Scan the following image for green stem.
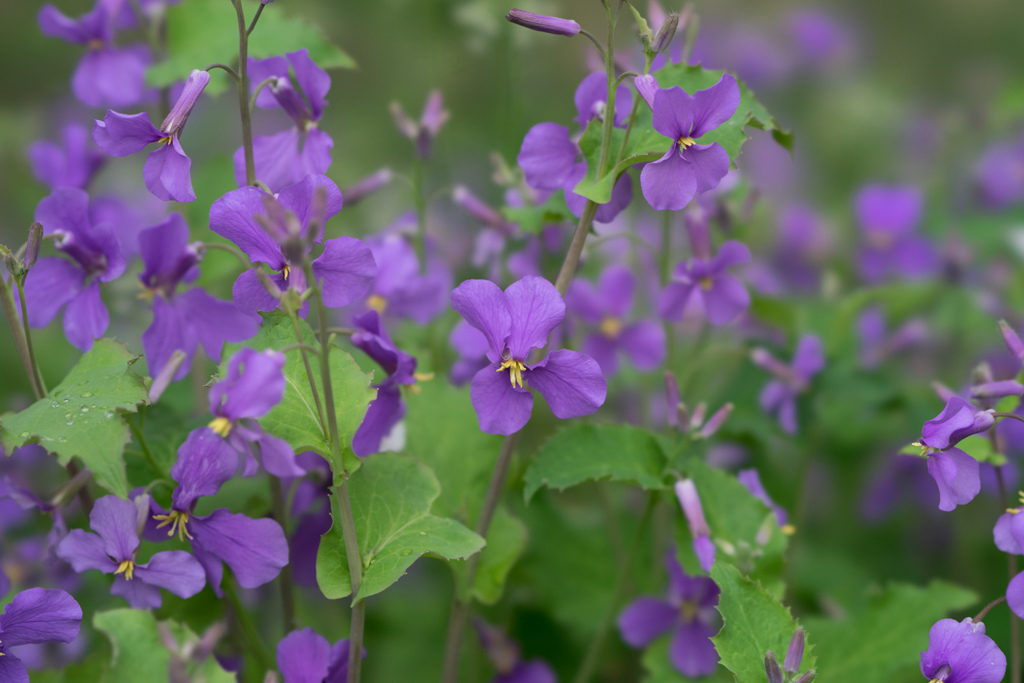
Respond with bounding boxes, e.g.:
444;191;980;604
231;0;255;186
16;275;46;396
128;413;166;478
660;211;675;367
246;2;265;35
223;577;273;673
0;275;43;399
269;475;297;632
412;155;428;274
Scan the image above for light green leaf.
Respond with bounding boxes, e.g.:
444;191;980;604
451;505;527;604
316;453;484;602
0;339;149;498
147;0;356;95
223;311;375;475
523;423;668;501
94;609;171;683
501;190;573;234
711;563;815;683
957;434;1007;465
803;581;977;683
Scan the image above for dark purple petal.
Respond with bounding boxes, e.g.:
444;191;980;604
210;186;283;266
190;509;289;589
138;213;192;288
618;597;678;647
658;280;696;322
652;87;694;141
23;258;83;328
505;276;565;359
681;142;731;195
326;638;357;683
89;495;140;562
702;273;750;325
641;146;697;211
920;617;1006;683
277;175;344;243
73;46;151;109
891;235;941;280
143;138;195;202
1010;574;1024;622
563;163;634;224
618;321;667;371
258;433;303;478
135;550;206;599
0;588;81;646
669;619;719;677
178;288;259;361
288;49;330;121
232;269;284;315
55;530;117;574
693;535;716;572
311;237;376;308
470;364;533;435
689;74;740;139
352;385;405;458
29;124;105;190
92;111;161;157
382;254;452;324
143;296;197;382
63;280;108;351
518;123;578;191
451;279;512;359
527;349;607;419
927;448;980;512
277;628;331;683
170;428;240;511
921;397;993;450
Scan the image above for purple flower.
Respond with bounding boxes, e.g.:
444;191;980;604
975;137;1024;209
574;72;632;128
751;335;824;434
450;276;607;435
362;233;451;324
235;50;333;191
56;495;205;609
93;69;211;202
566;265;666;376
919;618;1005;683
737;469;790;530
639;74;739;211
618;552;720;677
351;311;422;457
139;214;259;382
675;479;715;572
210;175;376;315
24;187;127;351
276;628;359;683
390;90;449;159
658;241;751;325
857;306;928;369
475;619;556;683
28;123;106;191
450;320;491;386
787;9;851;65
920;397;995;451
855;184;940;283
0;587;82;682
38;1;152;108
505;9;580;36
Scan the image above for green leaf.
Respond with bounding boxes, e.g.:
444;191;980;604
711;563;815;683
803;581;978;683
625;1;654;45
94;609;171;683
451;505;527;604
0;339;148;498
223;311;375;475
147;0;356;95
957;434;1007;465
316;453;484;601
501;190;573;234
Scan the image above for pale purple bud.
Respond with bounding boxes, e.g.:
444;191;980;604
699;403;733;439
24;222;43;271
972;380;1024;399
675;479;710;537
689;401;707;432
420;91;449;136
651;12;679;52
794;672;816;683
149;350;187;403
342;169;393;206
389;102;418;140
764;652;784;683
256;267;284;300
506;9;581;36
931;381;957;403
453;185;513;233
634;75;659;110
133;493;152;538
1001;320;1024;362
161;69;211;137
784;628;805;673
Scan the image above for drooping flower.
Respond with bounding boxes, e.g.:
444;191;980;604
235;50;333;191
618;552;720;677
23;187;127;351
751;335;824;434
637;74;739;212
28;123;106;191
855;184;940;283
56;494;205;609
210;175;376;315
361;232;451;324
920;397;995;451
0;587;82;682
276;628;360;683
919;618;1005;683
566;265;665;376
93;69;211;202
450;276;607;435
914;406;985;514
138;214;259;382
474;618;557;683
675;479;715;572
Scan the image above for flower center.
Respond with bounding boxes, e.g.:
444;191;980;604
699;276;714;291
678;136;696;148
158;135;174;147
599;316;623;338
367;294;388;313
866;231;895;250
115;559;135;581
680;599;699;623
929;664;951;682
209;416;233;437
497;358;527;389
153;510;193;542
87;38;105;50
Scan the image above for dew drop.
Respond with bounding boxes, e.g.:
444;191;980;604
400;548;413;556
51;402;59;408
62;398;69;404
104;412;114;419
65;420;74;426
19;432;29;438
82;392;93;398
80;407;89;413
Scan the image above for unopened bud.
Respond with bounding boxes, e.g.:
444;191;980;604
3;249;20;277
1000;320;1024;361
453;185;513;232
133;492;152;538
342;169;393;207
698;403;733;439
506;9;581;36
784;627;805;673
256;267;283;300
689;401;707;432
161;69;210;137
149;349;187;403
389;102;417;140
971;380;1024;399
25;223;42;271
794;671;816;683
764;651;784;683
634;74;659;109
651;12;679;52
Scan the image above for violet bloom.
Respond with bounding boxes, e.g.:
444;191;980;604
28;123;106;190
751;335;824;434
57;495;205;609
858;306;928;369
920;397;995;451
38;1;152;108
566;265;665;376
475;619;556;683
975;137;1024;209
390;90;450;159
139;214;259;382
451;276;607;435
915;397;989;512
638;74;739;212
618;553;720;677
235;50;333;191
919;618;1005;683
0;587;82;682
351;311;422;457
658;242;751;325
24;187;127;351
450;320;491;386
93;69;211;202
210;175;376;315
787;9;851;65
676;479;714;572
363;233;451;324
149;427;289;594
855;184;940;283
277;628;357;683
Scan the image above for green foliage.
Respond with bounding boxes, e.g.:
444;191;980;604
711;563;815;683
148;0;355;96
223;311;375;475
502;191;573;234
803;581;977;683
0;339;148;498
523;423;668;501
452;505;527;604
316;453;484;602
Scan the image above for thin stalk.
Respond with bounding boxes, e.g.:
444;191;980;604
660;211;675;367
996;464;1021;683
572;493;656;683
412;155;428;274
0;276;43;399
996;412;1024;424
974;595;1007;624
49;466;92;508
269;475;297;632
578;29;607;59
201;241;251;269
16;275;47;396
231;0;255;186
246;2;265;35
223;578;273;672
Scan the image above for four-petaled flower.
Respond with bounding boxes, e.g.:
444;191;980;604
855;184;940;283
919;618;1005;683
915;396;991;512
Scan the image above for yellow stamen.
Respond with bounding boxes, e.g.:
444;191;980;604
157;135;174;147
153;510;193;542
678;136;695;148
497;358;527;389
1018;490;1024;505
114;559;135;581
599;316;623;339
699;277;714;291
781;524;796;535
282;264;291;281
366;294;388;313
413;372;435;383
138;284;156;302
87;38;105;50
209;416;232;437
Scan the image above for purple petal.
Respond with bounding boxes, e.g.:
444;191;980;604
143;138;195;202
792;335;825;381
693;535;716;572
35;186;92;238
681;142;731;194
574;72;632;127
669;619;719;677
73;46;151;109
495;660;557;683
993;511;1021;554
689;74;740;139
300;128;334;183
0;588;81;647
311;237;377;308
352;385;405;458
248;55;290;109
38;4;98;43
657;281;696;322
277;628;331;683
177;288;259;361
89;495;140;562
451;279;512;359
505;276;565;359
564;163;634;224
582;334;619;377
891;235;941;280
209;348;286;421
566;279;605;325
619;320;667;370
236;129;300;191
855;184;922;235
135;550;206;599
110;574;164;609
170;428;240;511
190;510;289;589
617;597;677;647
701;273;750;325
277;174;344;243
138;213;191;284
652;87;694;141
232;269;284;315
518;123;579;191
921;618;1006;683
599;265;636;318
641;146;697;211
63;280;109;351
527;349;607;419
55;530;117;574
258;433;303;478
287;49;330;121
711;241;752;271
470;364;533;435
0;652;28;683
92;111;160;157
927;448;980;512
143;296;197;382
450;318;491;359
210;186;283;266
634;74;659;109
23;258;83;328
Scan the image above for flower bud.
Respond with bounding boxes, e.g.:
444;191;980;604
651;12;679;52
675;479;715;571
794;671;816;683
689;401;707;432
342;169;393;206
160;69;211;137
149;349;187;403
453;185;512;232
634;74;659;109
506;9;581;36
971;380;1024;399
3;249;21;277
1000;320;1024;361
764;651;784;683
24;223;42;271
698;403;733;439
664;371;682;427
785;627;805;673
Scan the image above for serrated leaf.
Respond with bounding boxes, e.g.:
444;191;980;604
0;339;148;498
222;311;375;475
523;423;668;501
711;563;815;683
147;0;356;95
316;453;484;602
802;581;977;683
94;609;171;683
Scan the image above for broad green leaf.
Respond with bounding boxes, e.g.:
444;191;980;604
0;339;148;498
501;190;573;234
94;609;171;683
957;434;1007;465
223;311;375;475
803;581;977;683
316;453;484;601
451;505;528;604
148;0;356;95
523;423;668;501
711;563;815;683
